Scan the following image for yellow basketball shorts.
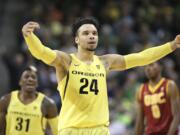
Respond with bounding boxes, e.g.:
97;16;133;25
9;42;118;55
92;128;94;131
59;126;110;135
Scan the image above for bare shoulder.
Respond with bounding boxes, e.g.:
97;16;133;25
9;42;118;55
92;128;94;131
168;80;177;89
167;80;179;97
41;96;58;118
98;55;111;70
98;54;112;60
52;50;73;82
55;50;71;60
98;54;120;69
98;55;109;63
0;93;11;112
0;93;11;104
42;96;56;109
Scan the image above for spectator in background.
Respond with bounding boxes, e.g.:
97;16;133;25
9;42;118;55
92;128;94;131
135;62;180;135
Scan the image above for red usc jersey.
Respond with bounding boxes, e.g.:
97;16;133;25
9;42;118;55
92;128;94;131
139;78;177;135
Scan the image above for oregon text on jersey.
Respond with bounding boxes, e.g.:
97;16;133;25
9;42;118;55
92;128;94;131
72;70;105;77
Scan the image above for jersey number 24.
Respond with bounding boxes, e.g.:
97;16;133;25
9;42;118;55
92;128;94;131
79;78;99;95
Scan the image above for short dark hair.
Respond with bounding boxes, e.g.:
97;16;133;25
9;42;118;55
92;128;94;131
72;17;100;37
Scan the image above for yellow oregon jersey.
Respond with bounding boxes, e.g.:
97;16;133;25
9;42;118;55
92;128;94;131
58;54;109;130
6;91;47;135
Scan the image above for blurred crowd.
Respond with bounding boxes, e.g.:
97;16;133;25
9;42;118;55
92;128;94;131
0;0;180;134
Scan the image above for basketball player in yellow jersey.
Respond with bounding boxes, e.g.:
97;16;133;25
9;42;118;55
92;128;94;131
0;66;58;135
22;17;180;135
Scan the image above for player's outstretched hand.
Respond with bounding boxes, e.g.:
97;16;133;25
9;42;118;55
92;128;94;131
22;21;40;37
171;35;180;50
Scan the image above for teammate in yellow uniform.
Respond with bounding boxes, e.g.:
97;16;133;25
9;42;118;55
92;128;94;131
21;17;180;135
0;66;58;135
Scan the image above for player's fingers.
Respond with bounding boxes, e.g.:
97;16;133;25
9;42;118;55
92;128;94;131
26;25;40;30
176;35;180;40
27;22;40;29
22;26;34;32
28;24;40;29
28;21;39;25
26;27;35;32
22;21;40;37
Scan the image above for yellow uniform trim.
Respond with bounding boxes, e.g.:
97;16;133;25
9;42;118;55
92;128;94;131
148;78;165;93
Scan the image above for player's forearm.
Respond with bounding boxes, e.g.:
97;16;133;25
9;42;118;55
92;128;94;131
167;115;180;135
124;42;173;69
134;108;144;135
24;33;57;65
0;114;5;135
0;127;5;135
0;125;5;135
134;122;144;135
0;131;5;135
47;116;58;135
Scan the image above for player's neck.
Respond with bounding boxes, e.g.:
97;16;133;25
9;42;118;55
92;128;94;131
18;90;37;104
76;49;94;62
149;75;162;86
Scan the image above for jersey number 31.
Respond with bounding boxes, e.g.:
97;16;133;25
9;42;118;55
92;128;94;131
15;117;30;132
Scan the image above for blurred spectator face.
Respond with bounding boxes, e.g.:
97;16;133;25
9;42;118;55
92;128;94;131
145;62;161;80
19;70;38;92
75;24;98;51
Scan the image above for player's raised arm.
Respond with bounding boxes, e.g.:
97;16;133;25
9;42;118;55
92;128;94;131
167;80;180;135
104;35;180;71
22;21;71;68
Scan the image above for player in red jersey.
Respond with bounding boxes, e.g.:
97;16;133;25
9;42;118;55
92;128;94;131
135;62;180;135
